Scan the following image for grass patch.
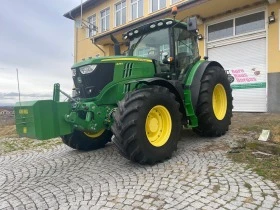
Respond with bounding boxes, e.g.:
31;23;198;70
0;123;63;155
247;142;280;155
241;121;280;143
244;182;252;190
0;138;62;155
208;166;217;170
228;141;280;187
231;113;280;144
213;185;220;193
262;192;268;197
244;197;254;203
0;125;17;138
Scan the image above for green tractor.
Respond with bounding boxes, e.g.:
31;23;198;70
15;16;233;164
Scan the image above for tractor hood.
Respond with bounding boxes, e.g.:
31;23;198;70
72;56;152;68
71;56;154;99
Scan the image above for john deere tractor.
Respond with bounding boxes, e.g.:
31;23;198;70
15;16;233;164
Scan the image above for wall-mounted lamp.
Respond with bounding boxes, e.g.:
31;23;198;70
268;12;276;24
197;34;204;40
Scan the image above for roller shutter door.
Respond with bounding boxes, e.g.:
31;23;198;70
208;38;267;112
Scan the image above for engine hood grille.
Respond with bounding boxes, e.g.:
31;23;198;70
73;63;115;98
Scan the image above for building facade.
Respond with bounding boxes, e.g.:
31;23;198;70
0;109;14;116
64;0;280;112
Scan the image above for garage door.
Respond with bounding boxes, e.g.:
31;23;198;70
208;38;267;112
206;10;267;112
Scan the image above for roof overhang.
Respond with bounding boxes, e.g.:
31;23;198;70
64;0;266;45
64;0;101;20
93;0;266;45
93;0;208;45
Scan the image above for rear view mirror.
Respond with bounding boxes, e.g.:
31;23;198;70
186;17;197;31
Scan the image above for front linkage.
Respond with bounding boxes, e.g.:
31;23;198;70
53;83;115;135
15;83;115;141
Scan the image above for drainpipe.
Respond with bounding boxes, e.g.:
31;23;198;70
75;27;78;62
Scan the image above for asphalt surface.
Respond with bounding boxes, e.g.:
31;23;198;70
0;130;279;210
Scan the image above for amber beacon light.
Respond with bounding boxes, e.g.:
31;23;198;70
171;6;178;19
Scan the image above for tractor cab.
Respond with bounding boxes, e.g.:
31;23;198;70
123;18;200;81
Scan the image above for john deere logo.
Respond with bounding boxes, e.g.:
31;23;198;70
19;109;28;114
23;127;27;134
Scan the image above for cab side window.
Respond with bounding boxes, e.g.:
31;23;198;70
174;28;199;78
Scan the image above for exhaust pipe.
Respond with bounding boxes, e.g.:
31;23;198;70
110;34;121;56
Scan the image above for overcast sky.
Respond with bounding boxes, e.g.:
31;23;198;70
0;0;81;105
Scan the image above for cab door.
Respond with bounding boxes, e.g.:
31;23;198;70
173;27;200;80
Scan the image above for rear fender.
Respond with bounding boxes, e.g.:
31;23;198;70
183;60;224;127
188;61;224;111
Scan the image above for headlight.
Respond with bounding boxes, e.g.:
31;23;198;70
79;65;97;74
150;24;156;29
166;20;173;25
72;68;76;76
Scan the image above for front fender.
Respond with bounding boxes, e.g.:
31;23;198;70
136;78;188;124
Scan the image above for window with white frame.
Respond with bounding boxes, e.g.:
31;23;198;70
150;0;166;12
208;20;233;41
208;11;265;42
115;1;126;26
87;15;97;37
131;0;143;20
235;12;265;35
171;0;180;4
100;8;110;32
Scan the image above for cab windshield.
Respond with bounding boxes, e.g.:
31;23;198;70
128;28;170;64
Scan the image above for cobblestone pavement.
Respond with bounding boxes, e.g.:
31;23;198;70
0;130;279;210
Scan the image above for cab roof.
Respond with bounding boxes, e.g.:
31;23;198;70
123;18;189;41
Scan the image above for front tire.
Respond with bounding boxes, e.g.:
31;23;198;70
111;86;182;164
61;130;112;151
193;66;233;137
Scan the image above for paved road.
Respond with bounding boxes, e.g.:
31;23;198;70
0;131;279;210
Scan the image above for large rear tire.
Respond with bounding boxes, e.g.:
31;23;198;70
111;86;182;164
193;66;233;137
61;130;112;151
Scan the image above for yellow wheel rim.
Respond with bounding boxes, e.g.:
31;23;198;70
84;129;105;138
212;84;227;120
145;105;172;147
